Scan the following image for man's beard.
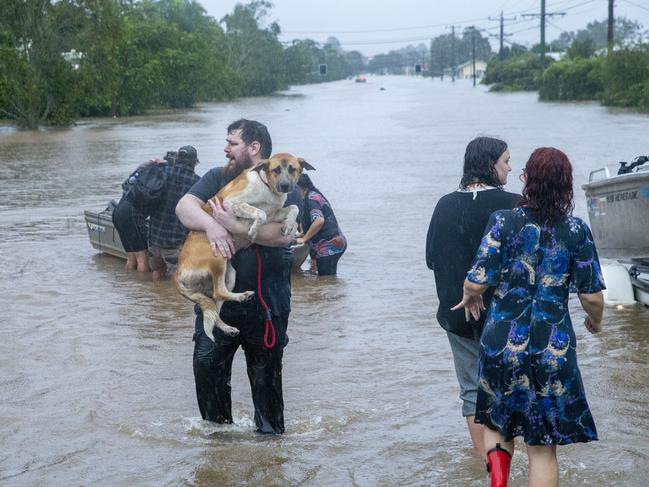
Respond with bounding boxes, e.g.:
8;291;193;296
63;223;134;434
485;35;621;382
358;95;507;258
224;152;254;182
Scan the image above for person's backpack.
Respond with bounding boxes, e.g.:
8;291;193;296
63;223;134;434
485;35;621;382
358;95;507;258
122;162;169;216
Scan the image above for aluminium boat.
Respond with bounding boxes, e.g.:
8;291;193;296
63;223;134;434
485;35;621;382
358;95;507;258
84;201;127;259
582;156;649;305
84;202;310;272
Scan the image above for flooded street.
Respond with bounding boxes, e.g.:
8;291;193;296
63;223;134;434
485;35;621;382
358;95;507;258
2;76;649;486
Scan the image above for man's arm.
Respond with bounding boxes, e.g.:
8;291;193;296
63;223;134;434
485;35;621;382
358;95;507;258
208;200;294;248
176;194;236;257
255;223;296;247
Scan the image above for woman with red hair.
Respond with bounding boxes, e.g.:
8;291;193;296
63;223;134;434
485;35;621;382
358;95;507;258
453;147;605;487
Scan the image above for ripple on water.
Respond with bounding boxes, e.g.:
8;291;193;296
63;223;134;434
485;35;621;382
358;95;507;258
2;77;649;486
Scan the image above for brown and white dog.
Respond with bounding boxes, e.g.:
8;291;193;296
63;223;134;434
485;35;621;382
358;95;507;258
176;153;314;341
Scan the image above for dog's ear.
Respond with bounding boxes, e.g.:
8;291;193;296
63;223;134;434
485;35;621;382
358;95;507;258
298;158;315;171
251;160;270;173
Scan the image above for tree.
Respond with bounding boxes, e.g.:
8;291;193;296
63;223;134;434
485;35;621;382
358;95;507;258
566;37;596;59
367;44;428;75
429;34;451;77
550;17;645;53
221;1;288;95
73;0;125;117
345;50;365;74
601;46;649;109
457;27;492;65
0;0;77;127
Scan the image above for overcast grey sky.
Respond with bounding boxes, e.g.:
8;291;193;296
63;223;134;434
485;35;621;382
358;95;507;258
198;0;649;56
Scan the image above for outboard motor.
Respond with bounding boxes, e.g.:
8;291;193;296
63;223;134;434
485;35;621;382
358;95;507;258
617;155;649;175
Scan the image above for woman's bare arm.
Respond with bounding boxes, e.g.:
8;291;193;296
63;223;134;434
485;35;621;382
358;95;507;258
578;291;604;333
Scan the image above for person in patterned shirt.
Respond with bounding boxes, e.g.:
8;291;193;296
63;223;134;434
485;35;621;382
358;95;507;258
295;174;347;275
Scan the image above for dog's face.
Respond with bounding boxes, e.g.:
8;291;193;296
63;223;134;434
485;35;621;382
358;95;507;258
253;153;315;193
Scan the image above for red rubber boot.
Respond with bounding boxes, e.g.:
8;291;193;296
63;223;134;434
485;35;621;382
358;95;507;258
485;443;512;487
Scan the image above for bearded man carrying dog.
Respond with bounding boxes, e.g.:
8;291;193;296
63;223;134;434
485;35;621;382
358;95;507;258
176;119;297;434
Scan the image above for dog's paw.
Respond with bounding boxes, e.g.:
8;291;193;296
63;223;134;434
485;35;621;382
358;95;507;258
281;222;295;236
240;290;255;302
220;324;240;337
248;227;259;242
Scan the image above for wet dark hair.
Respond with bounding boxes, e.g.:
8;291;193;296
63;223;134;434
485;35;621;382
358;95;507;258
297;174;326;231
297;173;321;194
460;136;508;189
227;119;272;159
520;147;574;223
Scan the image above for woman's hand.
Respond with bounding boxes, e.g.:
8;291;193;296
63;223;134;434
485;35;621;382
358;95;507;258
451;293;485;322
584;316;602;334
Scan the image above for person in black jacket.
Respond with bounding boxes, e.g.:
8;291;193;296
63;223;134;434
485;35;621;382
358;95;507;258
112;161;155;273
426;137;521;458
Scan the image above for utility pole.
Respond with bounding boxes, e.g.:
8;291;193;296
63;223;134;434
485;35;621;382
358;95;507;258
451;25;457;82
489;11;516;59
470;26;477;87
522;1;565;71
608;0;614;54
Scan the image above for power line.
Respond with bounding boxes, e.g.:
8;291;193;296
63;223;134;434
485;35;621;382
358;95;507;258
283;36;434;46
281;16;493;35
542;0;593;11
521;0;566;69
622;0;649;14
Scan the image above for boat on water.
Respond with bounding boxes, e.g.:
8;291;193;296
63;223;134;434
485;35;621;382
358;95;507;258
84;201;127;259
84;202;310;271
355;75;367;83
582;155;649;306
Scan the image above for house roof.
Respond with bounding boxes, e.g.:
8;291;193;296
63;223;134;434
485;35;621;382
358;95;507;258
455;59;487;69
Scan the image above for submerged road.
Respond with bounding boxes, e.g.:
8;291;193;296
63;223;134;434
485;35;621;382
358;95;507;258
1;76;649;486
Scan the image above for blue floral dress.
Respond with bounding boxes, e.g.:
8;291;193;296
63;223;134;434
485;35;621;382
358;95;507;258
467;208;605;446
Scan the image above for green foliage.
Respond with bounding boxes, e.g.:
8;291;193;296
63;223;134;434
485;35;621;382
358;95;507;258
497;43;528;60
429;34;452;77
483;53;550;91
0;0;359;128
566;37;596;60
368;44;428;75
601;47;649;110
539;57;604;101
0;0;77;127
551;17;645;52
428;29;493;77
345;51;366;75
221;1;288;95
510;44;649;112
281;37;356;85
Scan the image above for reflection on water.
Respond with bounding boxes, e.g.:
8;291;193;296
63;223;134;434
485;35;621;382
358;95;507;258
1;76;649;486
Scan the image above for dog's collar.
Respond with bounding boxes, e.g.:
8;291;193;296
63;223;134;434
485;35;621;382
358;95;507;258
258;170;274;192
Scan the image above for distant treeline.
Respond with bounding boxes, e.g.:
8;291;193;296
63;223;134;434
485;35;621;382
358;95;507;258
482;18;649;112
0;0;366;129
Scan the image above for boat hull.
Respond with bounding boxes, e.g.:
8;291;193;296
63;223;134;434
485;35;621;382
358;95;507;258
84;204;309;272
582;171;649;257
84;203;127;259
630;259;649;306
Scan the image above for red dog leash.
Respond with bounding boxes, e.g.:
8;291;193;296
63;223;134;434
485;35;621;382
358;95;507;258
254;246;276;349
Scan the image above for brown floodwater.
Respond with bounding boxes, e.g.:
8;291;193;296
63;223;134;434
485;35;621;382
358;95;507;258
1;76;648;486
